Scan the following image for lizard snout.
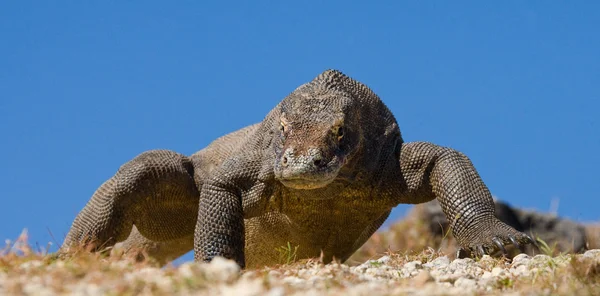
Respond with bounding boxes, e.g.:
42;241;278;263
281;147;326;170
276;147;341;189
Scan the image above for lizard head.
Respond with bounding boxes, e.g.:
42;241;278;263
273;107;357;190
273;69;398;190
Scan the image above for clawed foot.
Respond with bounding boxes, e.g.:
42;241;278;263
456;231;539;259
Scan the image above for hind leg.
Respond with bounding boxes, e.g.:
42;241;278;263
60;150;200;256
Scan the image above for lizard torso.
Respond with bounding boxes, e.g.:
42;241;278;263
190;118;402;267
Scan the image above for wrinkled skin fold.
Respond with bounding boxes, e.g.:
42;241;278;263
60;70;534;268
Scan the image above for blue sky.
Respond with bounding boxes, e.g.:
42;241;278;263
1;2;598;262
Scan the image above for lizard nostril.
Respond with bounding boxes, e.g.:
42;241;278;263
281;156;288;166
313;158;323;167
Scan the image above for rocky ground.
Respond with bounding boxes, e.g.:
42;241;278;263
1;244;599;295
1;200;599;295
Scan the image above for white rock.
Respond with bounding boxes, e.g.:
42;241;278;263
297;268;310;277
532;254;551;262
23;281;54;296
308;275;325;285
138;267;161;276
71;283;106;296
451;269;468;278
530;267;539;274
454;277;477;289
266;286;285;296
404;260;422;272
219;276;266;296
582;249;600;259
511;264;530;277
177;262;197;278
155;276;174;291
450;257;474;268
19;260;43;270
468;265;485;277
448;258;474;276
477;255;495;267
282;276;305;286
512;253;531;265
204;257;241;282
376;255;392;264
491;267;506;277
357;273;378;282
365;267;387;277
132;267;172;290
423;256;450;268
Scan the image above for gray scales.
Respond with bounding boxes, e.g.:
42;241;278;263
60;70;535;268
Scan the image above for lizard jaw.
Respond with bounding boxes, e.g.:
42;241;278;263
275;153;345;190
278;175;337;190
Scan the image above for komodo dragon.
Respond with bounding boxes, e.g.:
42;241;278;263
61;69;535;268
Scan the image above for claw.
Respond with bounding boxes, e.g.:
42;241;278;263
525;233;541;251
492;237;507;256
477;245;486;257
508;234;525;253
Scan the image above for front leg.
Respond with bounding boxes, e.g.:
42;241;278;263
399;142;535;257
193;153;270;268
194;179;246;267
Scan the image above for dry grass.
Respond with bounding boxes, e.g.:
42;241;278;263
349;210;460;264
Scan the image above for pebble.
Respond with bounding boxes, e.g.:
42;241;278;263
375;255;392;264
477;255;497;270
266;286;285;296
454;277;477;289
511;253;531;266
404;260;423;271
491;267;505;277
177;262;198;278
511;265;530;277
203;257;241;282
19;260;43;271
423;256;450;268
282;276;304;286
583;249;600;258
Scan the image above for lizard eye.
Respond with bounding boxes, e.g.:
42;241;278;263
336;126;344;141
279;112;289;134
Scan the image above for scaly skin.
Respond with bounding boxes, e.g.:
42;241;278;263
61;70;534;268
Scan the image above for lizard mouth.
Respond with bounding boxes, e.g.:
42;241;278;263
275;147;347;190
278;175;337;190
276;156;344;190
